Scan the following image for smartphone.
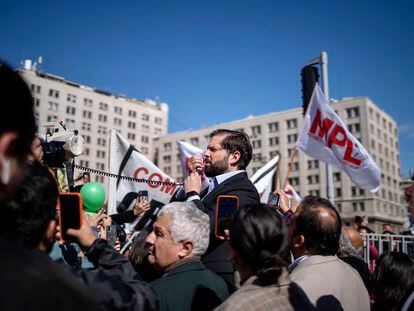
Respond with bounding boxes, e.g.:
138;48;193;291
58;193;83;244
215;195;239;238
138;190;149;201
267;192;280;208
106;225;118;247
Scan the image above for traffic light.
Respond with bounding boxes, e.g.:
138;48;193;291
301;65;319;115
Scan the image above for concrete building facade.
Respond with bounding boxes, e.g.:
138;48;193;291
153;97;404;232
19;65;169;186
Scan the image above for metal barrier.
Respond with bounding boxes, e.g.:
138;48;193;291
360;233;414;270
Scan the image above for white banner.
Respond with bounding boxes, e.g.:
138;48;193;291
250;154;280;203
296;84;381;192
108;130;177;215
177;140;209;188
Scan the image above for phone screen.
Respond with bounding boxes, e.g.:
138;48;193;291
138;190;149;201
215;196;238;237
267;193;280;207
59;194;82;243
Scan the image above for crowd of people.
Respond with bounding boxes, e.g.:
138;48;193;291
0;59;414;311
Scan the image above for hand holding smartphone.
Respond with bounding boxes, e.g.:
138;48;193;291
215;195;239;239
58;193;83;244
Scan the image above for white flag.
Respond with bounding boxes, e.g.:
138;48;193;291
108;130;177;215
177;140;209;188
250;154;280;203
297;84;381;192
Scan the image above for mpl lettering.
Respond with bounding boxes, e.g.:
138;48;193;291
309;108;362;167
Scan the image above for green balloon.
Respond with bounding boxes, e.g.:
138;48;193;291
80;182;106;213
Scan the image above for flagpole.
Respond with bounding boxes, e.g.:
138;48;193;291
306;52;334;203
320;52;334;203
283;149;298;189
107;130;117;215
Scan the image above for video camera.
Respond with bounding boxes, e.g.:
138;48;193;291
39;121;85;168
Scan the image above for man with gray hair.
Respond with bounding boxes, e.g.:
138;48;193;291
338;226;372;292
146;202;229;311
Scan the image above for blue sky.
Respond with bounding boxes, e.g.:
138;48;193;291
2;1;414;177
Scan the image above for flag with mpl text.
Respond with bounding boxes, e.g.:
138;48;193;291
296;83;381;192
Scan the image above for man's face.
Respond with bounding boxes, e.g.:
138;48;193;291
203;135;231;177
145;214;183;271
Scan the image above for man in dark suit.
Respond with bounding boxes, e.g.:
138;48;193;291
172;129;260;290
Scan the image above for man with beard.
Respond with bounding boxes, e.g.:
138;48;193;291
171;129;260;290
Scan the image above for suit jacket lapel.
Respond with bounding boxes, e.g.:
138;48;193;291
202;172;247;203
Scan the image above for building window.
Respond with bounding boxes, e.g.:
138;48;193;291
154;127;163;135
83;135;91;143
31;84;41;94
307;175;320;184
269;151;278;158
155;117;163;125
269;136;279;146
127;121;136;129
83;110;92;119
333;172;341;182
309;190;320;196
163;155;171;163
289;177;299;186
96;150;106;158
65;118;75;128
251;125;261;136
164;166;171;175
286;119;297;129
127;132;136;140
128;110;137;118
335;188;342;197
141;136;149;144
49;89;59;98
66;106;76;115
99;102;108;111
287;134;298;144
268;122;279;132
97;138;106;146
114;106;123;115
142;114;150;121
114;117;122;126
346;107;359;118
348;123;361;133
83;98;93;107
67;93;77;103
98;114;107;122
164;142;172;151
47;115;58;122
252;153;262;162
97;126;107;134
308;160;319;169
190;137;199;146
252;140;261;149
48;101;59;111
142;124;149;132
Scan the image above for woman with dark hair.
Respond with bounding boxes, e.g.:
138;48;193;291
215;203;312;310
372;252;414;311
128;226;160;282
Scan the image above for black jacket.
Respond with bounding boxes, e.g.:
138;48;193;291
0;239;99;311
173;172;260;289
73;239;158;311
